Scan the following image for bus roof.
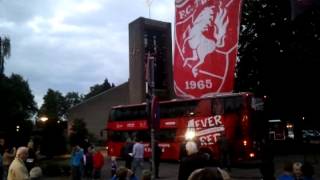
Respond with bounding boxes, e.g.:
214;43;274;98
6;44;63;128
111;92;251;109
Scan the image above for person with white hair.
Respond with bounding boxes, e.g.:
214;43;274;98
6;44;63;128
29;166;42;180
188;167;231;180
178;141;209;180
7;146;30;180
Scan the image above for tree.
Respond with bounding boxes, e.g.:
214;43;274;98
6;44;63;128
0;74;37;145
64;92;84;109
84;78;115;99
0;36;11;75
38;89;68;156
235;0;320;125
39;89;68;121
68;118;89;147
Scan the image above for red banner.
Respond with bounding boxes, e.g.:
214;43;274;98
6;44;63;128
174;0;242;98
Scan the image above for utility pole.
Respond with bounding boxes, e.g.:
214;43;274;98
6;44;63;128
145;34;159;180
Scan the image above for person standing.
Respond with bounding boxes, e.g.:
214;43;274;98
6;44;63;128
122;141;133;169
178;141;208;180
217;132;231;171
154;141;162;178
84;146;93;179
70;145;84;180
7;146;30;180
92;148;104;180
111;156;118;177
259;138;275;180
132;138;144;178
0;138;5;180
26;141;36;172
3;147;16;179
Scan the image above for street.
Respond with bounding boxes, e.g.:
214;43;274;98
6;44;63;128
44;153;320;180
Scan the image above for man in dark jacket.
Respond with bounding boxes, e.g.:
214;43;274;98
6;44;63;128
122;142;134;169
178;141;208;180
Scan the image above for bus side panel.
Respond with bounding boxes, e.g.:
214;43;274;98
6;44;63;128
107;142;125;158
108;141;181;161
160;143;180;160
145;142;181;161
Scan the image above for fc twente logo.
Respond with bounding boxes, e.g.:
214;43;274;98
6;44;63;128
182;3;229;77
174;0;240;98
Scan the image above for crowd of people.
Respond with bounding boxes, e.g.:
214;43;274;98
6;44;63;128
0;138;43;180
70;144;105;180
0;137;317;180
277;161;315;180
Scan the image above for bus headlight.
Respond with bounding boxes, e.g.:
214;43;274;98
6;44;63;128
249;152;255;158
185;130;196;140
243;140;248;146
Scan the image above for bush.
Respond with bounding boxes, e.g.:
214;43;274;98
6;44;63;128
40;157;70;177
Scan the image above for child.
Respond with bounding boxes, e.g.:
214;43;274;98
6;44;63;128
111;156;118;177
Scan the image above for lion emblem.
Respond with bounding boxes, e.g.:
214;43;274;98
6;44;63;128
182;3;229;77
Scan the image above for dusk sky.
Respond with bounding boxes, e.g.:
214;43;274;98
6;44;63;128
0;0;174;107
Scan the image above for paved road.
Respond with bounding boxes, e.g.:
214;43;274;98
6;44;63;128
44;154;320;180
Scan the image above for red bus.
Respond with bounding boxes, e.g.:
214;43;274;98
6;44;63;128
106;92;262;163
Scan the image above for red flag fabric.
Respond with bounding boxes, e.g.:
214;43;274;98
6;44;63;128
174;0;242;98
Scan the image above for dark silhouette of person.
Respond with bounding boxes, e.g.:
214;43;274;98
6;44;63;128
122;141;134;169
217;132;231;171
178;141;208;180
188;167;230;180
84;146;94;179
259;138;275;180
26;141;37;172
277;161;294;180
301;162;314;180
154;141;162;178
179;140;188;160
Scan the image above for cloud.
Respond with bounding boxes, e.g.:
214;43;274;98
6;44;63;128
1;0;174;107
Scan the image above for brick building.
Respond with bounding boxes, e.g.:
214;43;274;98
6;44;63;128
68;17;173;140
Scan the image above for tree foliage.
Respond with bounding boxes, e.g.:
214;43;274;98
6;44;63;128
0;74;37;145
38;89;71;156
84;78;115;99
68;118;89;146
39;89;67;121
65;92;84;109
235;0;320;123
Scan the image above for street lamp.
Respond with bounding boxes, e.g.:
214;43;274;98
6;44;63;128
39;116;48;122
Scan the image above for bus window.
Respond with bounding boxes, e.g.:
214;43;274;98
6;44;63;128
212;98;224;115
156;129;176;142
110;105;146;121
160;100;199;118
136;131;150;141
108;131;128;142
